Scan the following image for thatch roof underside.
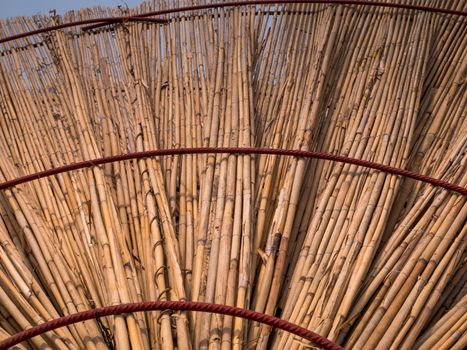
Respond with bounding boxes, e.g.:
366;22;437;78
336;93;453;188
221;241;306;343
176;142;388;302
0;1;465;349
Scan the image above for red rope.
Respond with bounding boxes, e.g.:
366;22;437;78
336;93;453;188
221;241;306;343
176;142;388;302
1;1;465;44
0;16;168;45
0;301;345;350
129;0;467;17
0;147;465;195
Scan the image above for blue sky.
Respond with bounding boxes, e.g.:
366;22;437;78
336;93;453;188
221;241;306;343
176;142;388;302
1;0;142;18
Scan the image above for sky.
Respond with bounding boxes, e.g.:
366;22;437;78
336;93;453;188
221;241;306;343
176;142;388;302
1;0;142;18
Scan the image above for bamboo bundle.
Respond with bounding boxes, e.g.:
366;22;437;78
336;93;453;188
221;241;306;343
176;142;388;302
0;0;465;349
